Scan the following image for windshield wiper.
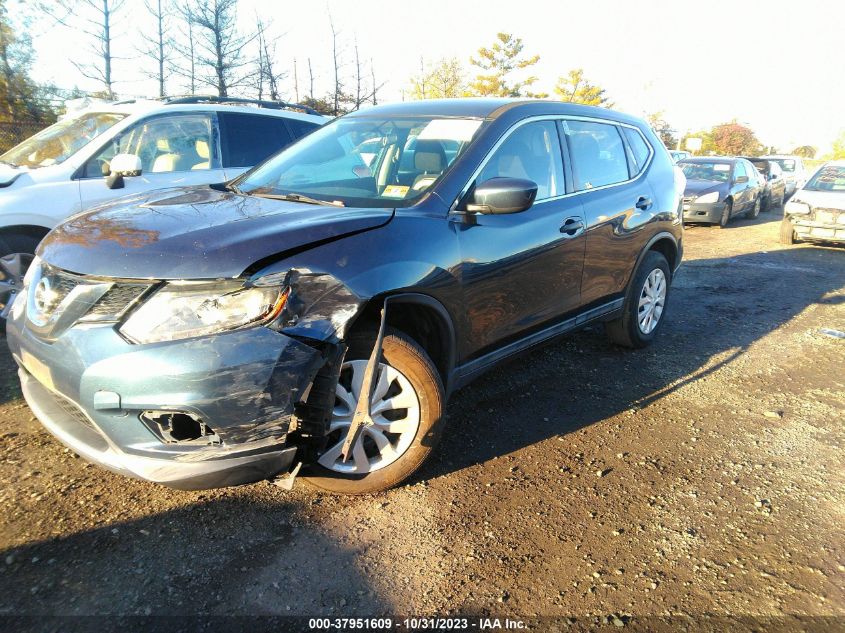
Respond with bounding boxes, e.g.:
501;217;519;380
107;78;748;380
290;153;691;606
251;192;345;207
226;182;243;195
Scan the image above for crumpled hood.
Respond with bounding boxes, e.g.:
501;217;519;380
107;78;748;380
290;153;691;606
791;189;845;211
684;179;728;198
38;186;394;279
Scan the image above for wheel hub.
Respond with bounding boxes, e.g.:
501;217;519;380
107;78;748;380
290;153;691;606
0;253;34;320
637;268;666;334
318;360;420;474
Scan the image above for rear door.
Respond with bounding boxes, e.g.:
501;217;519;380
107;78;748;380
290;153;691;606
732;160;751;210
77;112;225;209
455;119;587;356
564;119;656;307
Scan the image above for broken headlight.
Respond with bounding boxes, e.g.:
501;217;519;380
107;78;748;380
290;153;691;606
119;281;287;344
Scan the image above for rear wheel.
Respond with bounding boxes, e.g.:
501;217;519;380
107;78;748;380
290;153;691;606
606;250;671;349
301;328;445;495
718;200;732;228
0;232;41;321
747;197;761;219
780;217;796;245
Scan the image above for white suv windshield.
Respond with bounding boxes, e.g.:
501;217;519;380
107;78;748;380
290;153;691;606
1;112;126;169
237;116;483;208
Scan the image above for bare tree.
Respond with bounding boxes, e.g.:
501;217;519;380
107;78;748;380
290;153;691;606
170;2;197;94
189;0;255;97
371;59;378;106
253;16;285;101
292;57;299;102
137;0;171;97
307;57;314;99
41;0;126;99
329;12;343;115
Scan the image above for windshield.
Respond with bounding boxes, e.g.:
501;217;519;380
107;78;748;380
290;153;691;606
770;158;796;172
804;165;845;192
0;112;126;169
680;162;732;182
237;116;483;207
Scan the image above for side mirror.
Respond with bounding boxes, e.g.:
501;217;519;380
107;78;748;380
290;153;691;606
464;177;538;215
106;153;143;190
735;175;749;184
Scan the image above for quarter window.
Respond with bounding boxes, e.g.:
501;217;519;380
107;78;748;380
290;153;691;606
564;120;630;191
622;127;651;174
734;161;747;179
477;121;564;201
220;113;294;168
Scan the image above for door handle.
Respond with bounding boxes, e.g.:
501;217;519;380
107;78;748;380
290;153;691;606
635;196;652;210
560;216;584;237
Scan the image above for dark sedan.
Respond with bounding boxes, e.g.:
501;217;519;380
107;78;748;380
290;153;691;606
743;157;786;211
679;157;762;227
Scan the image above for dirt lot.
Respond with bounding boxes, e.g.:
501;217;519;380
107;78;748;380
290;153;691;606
0;208;843;629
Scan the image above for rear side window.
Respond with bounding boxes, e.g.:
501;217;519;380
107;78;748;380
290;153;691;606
734;161;747;179
564;120;630;191
622;127;651;174
285;118;320;139
220;113;294;168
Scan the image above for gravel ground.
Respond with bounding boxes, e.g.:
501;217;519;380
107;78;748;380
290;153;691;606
0;208;843;628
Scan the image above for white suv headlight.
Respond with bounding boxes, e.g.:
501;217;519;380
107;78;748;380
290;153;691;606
120;281;287;344
695;191;720;204
785;200;810;215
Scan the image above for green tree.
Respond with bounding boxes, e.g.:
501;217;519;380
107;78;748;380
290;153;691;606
469;33;541;97
553;69;612;107
647;112;677;149
827;130;845;160
681;130;715;155
0;0;55;123
710;121;763;156
791;145;816;159
410;57;467;99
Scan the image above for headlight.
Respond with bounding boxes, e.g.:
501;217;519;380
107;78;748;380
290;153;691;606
785;200;810;215
695;191;720;204
119;281;287;344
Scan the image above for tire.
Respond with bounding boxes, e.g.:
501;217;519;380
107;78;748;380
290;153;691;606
717;200;732;228
301;328;445;495
780;217;796;245
606;250;671;349
761;193;770;212
0;232;41;324
776;192;785;209
747;197;761;219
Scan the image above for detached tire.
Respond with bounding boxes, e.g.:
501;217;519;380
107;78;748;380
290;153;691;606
780;217;796;245
606;250;671;349
301;328;445;495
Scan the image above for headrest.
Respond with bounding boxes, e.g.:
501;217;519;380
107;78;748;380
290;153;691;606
414;139;445;173
195;139;209;159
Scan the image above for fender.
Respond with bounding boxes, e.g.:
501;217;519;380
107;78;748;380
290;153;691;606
630;230;681;285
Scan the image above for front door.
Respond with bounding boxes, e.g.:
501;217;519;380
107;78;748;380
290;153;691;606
77;112;227;211
455;120;586;359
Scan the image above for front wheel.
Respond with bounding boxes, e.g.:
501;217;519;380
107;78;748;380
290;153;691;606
606;250;671;349
780;217;796;245
717;200;732;228
0;232;41;321
301;328;445;495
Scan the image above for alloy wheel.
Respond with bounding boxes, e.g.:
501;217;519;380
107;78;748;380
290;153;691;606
637;268;666;334
0;253;34;320
319;360;421;474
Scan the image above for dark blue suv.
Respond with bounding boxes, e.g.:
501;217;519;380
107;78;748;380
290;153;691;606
6;98;684;494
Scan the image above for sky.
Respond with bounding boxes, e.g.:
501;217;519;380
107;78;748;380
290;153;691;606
23;0;844;154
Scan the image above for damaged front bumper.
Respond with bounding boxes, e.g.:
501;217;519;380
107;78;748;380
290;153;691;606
6;316;330;490
786;214;845;243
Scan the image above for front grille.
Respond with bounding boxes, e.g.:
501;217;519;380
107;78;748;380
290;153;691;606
811;208;844;225
50;390;97;431
87;283;150;319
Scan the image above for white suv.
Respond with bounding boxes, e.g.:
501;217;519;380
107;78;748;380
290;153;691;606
761;154;808;199
0;96;325;318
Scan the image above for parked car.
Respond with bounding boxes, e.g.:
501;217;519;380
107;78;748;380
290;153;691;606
761;154;807;199
744;157;786;211
669;150;691;163
780;160;845;245
6;99;684;494
0;96;325;319
678;157;762;227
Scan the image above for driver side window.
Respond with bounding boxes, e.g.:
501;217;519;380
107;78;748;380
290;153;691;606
478;121;563;201
83;113;219;178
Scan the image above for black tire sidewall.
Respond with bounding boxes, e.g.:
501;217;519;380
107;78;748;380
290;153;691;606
719;201;732;227
622;251;671;348
301;329;445;495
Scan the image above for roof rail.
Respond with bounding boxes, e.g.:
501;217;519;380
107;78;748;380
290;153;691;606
164;95;322;116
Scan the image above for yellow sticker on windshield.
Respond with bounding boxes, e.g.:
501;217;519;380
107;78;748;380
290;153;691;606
383;185;410;198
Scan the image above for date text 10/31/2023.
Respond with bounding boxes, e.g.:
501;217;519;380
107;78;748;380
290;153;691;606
307;618;528;630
